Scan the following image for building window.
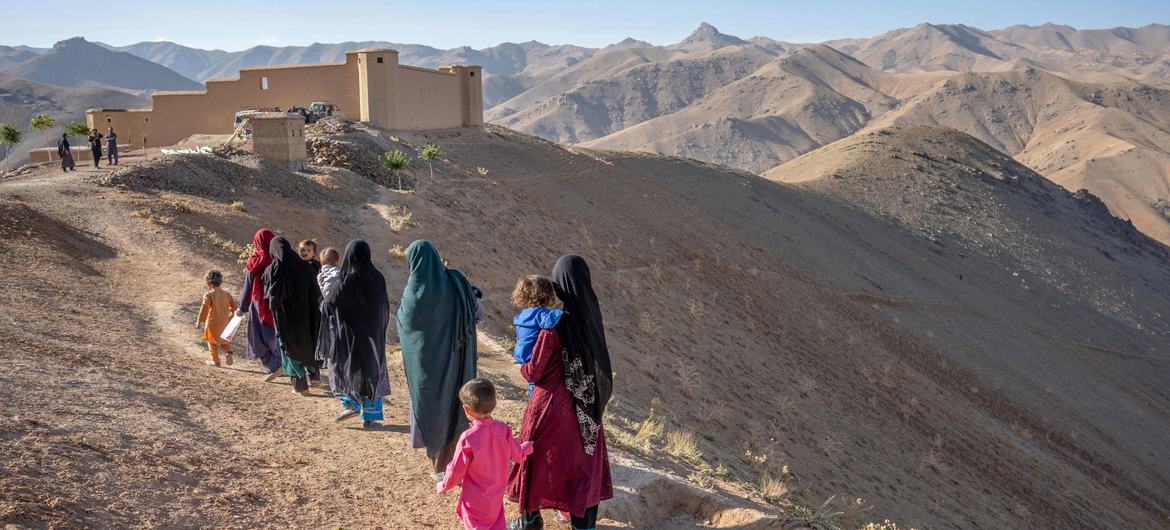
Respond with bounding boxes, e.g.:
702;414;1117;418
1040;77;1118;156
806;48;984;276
106;117;112;123
377;57;383;63
144;117;149;123
470;71;475;77
261;77;269;90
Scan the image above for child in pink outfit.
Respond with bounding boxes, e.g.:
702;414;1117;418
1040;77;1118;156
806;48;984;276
438;378;533;530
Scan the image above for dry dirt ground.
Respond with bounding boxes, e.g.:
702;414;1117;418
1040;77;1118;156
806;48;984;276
2;123;1169;529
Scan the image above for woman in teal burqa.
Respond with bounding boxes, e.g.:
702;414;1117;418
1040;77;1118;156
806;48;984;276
397;240;484;479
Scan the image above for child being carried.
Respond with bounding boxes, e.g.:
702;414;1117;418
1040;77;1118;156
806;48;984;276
511;275;562;398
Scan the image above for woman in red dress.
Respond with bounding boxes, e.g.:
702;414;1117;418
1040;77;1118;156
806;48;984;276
507;255;613;530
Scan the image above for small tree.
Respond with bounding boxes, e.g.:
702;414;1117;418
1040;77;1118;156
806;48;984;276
0;124;22;175
418;143;442;179
29;114;54;133
64;121;91;138
379;150;413;190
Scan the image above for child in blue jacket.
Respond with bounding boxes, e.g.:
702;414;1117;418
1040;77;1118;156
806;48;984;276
511;275;562;397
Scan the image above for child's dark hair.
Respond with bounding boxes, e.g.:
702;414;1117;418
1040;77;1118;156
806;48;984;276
459;378;497;416
204;270;223;287
511;275;557;308
298;239;317;251
320;247;340;266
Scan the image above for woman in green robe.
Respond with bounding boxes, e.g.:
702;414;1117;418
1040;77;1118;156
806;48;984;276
397;240;483;479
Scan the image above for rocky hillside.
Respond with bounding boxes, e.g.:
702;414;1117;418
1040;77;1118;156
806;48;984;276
3;123;1168;529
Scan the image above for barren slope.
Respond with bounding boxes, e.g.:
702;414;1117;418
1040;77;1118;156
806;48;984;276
866;68;1170;244
584;45;896;172
5;37;202;92
3;123;1169;529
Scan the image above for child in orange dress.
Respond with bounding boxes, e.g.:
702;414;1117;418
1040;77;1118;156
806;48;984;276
197;270;238;367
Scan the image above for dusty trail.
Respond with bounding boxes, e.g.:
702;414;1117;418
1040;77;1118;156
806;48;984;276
0;154;772;530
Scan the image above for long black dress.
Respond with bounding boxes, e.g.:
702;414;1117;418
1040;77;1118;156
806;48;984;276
321;240;391;418
263;236;321;392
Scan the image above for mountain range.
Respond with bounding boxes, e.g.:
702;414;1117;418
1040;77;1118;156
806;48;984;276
3;22;1170;245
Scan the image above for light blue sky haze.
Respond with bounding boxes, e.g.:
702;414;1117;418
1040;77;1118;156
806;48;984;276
3;0;1168;50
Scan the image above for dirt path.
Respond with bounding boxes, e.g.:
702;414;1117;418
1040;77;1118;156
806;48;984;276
1;158;773;529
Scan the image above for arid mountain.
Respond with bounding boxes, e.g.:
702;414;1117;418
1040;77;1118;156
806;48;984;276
0;73;147;170
3;37;202;92
4;121;1169;529
831;22;1170;85
866;67;1170;244
488;45;775;143
0;45;38;70
583;45;896;172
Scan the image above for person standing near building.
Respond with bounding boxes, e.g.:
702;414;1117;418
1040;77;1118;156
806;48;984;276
57;133;75;172
105;128;119;165
88;129;103;168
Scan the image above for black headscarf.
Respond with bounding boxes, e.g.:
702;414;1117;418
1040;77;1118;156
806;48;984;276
324;240;391;401
263;236;321;364
552;255;613;455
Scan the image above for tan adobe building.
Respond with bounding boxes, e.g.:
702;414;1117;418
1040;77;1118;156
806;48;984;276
249;113;307;171
86;49;483;149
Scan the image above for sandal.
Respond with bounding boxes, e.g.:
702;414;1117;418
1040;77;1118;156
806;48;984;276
507;512;543;530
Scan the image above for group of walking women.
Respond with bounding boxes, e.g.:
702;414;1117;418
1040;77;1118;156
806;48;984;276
236;229;613;529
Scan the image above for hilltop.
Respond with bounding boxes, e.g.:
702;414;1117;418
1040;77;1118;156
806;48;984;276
2;123;1168;529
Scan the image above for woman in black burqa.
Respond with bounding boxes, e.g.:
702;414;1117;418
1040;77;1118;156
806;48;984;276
264;236;322;394
321;240;391;428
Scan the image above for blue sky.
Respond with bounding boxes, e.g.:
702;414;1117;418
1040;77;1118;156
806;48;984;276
4;0;1168;50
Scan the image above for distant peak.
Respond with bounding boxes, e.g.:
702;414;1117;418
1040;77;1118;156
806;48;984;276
680;22;746;47
55;37;91;47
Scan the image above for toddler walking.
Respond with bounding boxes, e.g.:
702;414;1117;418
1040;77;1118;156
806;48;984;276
197;270;238;367
437;378;532;530
511;275;562;397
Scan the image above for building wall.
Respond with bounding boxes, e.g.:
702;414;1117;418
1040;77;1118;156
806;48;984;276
85;49;481;150
251;114;306;170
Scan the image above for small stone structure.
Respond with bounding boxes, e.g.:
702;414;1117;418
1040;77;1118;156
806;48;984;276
249;113;306;170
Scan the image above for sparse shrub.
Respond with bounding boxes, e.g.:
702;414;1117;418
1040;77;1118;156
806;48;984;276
675;359;703;396
229;201;246;212
862;520;917;530
688;299;705;320
775;395;794;418
172;200;192;214
637;311;660;337
389;244;406;260
688;471;714;490
476;166;490;176
917;448;948;476
387;210;412;233
784;496;846;530
664;429;701;462
237;242;255;264
818;434;843;458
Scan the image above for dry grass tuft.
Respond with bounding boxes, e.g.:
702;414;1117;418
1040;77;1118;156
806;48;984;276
664;429;701;462
862;520;918;530
229;201;246;212
759;468;791;502
630;413;664;450
388;244;406;260
197;227;245;258
387;208;413;233
171;200;192;214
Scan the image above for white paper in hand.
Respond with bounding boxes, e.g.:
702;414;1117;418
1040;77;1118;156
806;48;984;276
221;313;244;342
